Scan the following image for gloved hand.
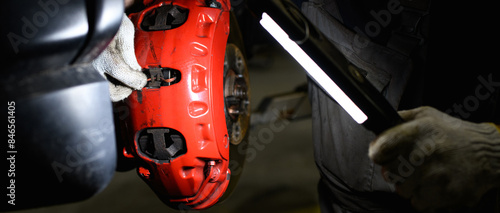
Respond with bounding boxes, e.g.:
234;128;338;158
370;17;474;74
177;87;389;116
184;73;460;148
92;13;147;102
368;106;500;212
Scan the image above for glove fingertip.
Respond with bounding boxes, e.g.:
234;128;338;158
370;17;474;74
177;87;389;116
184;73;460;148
369;121;421;164
368;134;391;163
108;83;133;102
130;71;148;90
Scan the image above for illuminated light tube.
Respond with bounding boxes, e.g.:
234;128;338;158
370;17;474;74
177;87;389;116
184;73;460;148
259;13;368;124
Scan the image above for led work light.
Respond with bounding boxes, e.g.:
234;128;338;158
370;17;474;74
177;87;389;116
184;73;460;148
250;0;403;134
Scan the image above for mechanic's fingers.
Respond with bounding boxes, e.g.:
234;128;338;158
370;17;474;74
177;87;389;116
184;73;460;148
370;107;448;164
114;14;143;74
106;61;147;90
93;48;147;90
107;14;147;90
108;82;133;102
369;107;425;164
369;120;421;164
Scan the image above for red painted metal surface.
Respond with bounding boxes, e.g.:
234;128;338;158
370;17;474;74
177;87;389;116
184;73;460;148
123;0;231;209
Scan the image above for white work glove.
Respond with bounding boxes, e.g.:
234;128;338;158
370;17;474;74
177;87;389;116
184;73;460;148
92;13;147;102
369;106;500;212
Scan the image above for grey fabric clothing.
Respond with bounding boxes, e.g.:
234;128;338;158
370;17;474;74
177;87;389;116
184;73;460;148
302;1;417;212
301;0;500;212
302;1;413;106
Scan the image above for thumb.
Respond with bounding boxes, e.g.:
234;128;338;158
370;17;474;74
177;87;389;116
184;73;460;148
108;82;133;102
397;106;431;121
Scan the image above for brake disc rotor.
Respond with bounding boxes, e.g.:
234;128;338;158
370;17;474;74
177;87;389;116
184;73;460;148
224;43;251;146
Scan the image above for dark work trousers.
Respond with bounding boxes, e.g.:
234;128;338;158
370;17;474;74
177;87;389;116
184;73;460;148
302;0;500;212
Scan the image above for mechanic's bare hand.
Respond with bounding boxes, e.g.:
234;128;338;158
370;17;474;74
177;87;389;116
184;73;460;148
368;106;500;212
92;13;147;102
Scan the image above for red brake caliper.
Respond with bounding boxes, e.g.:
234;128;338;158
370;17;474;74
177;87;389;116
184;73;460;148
123;0;231;210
